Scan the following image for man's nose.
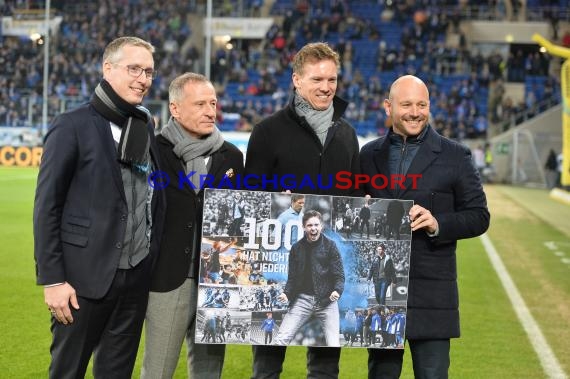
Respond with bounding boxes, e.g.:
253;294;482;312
409;105;421;116
206;105;216;118
319;81;332;92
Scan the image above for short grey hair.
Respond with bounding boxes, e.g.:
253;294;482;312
102;36;155;65
169;72;211;103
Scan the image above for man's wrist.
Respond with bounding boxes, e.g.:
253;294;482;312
44;282;65;288
427;225;440;237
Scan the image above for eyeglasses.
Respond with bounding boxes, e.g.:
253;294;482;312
114;63;157;80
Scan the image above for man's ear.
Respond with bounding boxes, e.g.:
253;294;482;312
102;60;113;79
383;99;392;117
292;72;301;89
169;102;179;118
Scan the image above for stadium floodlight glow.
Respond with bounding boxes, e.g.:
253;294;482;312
30;32;41;42
213;35;232;45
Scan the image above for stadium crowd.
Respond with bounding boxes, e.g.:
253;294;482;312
0;0;564;139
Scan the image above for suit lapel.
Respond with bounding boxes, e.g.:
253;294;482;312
162;140;194;195
148;128;164;213
93;112;126;203
207;144;229;183
372;137;394;198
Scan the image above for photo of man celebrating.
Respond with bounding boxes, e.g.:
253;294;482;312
274;210;345;347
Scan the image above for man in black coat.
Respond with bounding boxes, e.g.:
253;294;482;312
141;73;243;379
33;36;165;378
245;42;362;379
360;75;490;379
367;244;396;306
274;210;345;347
385;200;404;240
359;202;371;238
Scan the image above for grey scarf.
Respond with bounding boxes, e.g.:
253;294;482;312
161;117;224;192
294;91;334;146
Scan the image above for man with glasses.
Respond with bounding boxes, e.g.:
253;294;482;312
33;36;165;378
114;63;158;80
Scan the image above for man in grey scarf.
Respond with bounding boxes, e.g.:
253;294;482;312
142;73;243;379
245;42;362;379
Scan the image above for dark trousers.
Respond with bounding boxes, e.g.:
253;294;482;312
229;217;244;236
265;331;273;345
386;222;401;240
252;345;341;379
361;220;370;237
49;256;153;379
368;339;450;379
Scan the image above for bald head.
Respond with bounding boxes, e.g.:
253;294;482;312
388;75;429;101
384;75;430;139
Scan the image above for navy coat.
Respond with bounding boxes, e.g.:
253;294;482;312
360;125;489;339
34;103;166;299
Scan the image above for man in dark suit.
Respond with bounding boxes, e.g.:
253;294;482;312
385;200;404;240
228;192;246;236
141;72;243;379
367;244;395;306
33;36;165;378
359;202;371;238
360;75;490;379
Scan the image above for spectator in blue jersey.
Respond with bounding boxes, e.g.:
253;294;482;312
261;312;276;345
370;308;382;346
277;193;305;246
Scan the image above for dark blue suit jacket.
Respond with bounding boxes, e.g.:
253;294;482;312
34;103;165;299
360;125;489;339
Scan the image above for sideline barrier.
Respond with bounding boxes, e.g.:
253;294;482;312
0;133;376;168
0;146;43;167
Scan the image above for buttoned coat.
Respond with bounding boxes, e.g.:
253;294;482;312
245;96;362;196
360;125;489;339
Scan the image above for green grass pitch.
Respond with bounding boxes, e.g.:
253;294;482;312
1;166;568;378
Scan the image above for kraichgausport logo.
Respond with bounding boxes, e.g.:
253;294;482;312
147;171;421;191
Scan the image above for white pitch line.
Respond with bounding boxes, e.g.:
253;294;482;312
0;175;38;181
480;233;567;379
